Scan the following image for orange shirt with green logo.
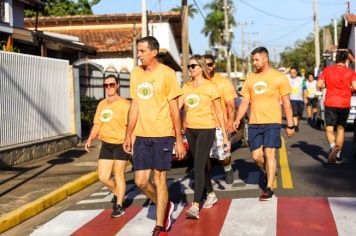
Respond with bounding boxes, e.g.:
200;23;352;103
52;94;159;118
182;79;220;129
241;69;291;124
93;98;130;144
130;63;183;137
211;74;238;127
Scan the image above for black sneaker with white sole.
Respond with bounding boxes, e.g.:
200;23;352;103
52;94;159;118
111;205;125;218
225;169;234;184
259;187;274;201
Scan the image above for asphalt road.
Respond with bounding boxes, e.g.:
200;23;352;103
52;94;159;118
4;118;356;236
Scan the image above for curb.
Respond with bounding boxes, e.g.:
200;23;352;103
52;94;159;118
0;171;98;234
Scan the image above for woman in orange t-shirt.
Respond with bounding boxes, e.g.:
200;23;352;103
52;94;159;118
179;55;230;220
85;75;130;218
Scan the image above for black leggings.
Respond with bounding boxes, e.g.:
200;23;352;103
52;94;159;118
186;128;216;203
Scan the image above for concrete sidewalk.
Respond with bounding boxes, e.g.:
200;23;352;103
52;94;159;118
0;139;104;233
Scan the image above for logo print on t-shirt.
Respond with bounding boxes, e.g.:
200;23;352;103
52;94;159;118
253;81;267;94
100;109;113;122
137;82;154;100
185;94;200;108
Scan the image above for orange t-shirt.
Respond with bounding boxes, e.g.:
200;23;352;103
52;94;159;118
182;79;220;129
93;98;130;144
241;69;291;124
211;74;238;127
130;63;183;137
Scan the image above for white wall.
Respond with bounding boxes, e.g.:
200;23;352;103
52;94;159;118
348;25;356;71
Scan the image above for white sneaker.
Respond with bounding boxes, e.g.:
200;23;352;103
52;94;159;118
203;194;218;208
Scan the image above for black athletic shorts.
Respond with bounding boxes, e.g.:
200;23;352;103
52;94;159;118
99;141;130;160
291;100;304;118
307;97;318;109
324;106;350;127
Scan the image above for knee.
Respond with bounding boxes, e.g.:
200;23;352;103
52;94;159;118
98;173;111;185
135;178;149;190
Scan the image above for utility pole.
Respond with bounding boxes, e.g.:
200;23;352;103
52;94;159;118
333;18;338;47
223;0;231;80
246;32;258;73
133;24;138;66
141;0;147;37
313;0;320;76
182;0;189;83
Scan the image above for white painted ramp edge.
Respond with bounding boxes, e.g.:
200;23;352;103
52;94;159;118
328;197;356;236
220;198;277;236
30;210;103;236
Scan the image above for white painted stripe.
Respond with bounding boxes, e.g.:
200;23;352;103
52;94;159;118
77;194;113;204
30;210;102;236
328;197;356;236
91;192;111;196
219;198;277;236
116;202;185;236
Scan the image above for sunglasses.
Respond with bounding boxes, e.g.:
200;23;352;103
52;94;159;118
206;63;214;67
187;64;200;70
103;83;117;88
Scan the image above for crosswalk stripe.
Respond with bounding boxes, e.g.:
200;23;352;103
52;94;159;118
220;198;277;236
71;207;142;236
277;197;338;236
279;137;293;189
169;200;231;236
116;203;185;236
328;197;356;236
30;210;103;236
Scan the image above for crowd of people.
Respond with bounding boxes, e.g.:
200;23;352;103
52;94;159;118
84;36;356;236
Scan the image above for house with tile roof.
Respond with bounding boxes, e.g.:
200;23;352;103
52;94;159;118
339;13;356;70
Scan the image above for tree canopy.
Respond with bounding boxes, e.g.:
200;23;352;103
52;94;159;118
25;0;101;17
170;4;198;18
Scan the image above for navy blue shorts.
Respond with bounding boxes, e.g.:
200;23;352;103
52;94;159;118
248;124;281;152
132;136;175;171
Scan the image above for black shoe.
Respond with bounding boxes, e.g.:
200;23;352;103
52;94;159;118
111;205;125;218
259;187;274;201
152;226;167;236
307;118;312;124
335;156;344;165
295;126;299;132
111;195;117;209
225;169;234;184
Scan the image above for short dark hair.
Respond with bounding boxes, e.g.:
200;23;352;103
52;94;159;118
104;74;119;84
251;47;269;57
290;66;298;72
336;51;348;63
138;36;160;51
203;54;215;64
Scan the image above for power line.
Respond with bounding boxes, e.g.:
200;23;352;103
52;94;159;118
192;0;206;20
294;0;341;6
264;19;312;43
238;0;312;21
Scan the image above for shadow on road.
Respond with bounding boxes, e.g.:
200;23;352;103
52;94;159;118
291;141;329;167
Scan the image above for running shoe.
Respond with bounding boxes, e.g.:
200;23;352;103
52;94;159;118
111;205;125;218
152;226;167;236
164;201;174;231
185;204;199;219
259;187;274;201
328;145;340;164
335;156;344;165
203;194;218;208
111;195;117;209
225;169;234;184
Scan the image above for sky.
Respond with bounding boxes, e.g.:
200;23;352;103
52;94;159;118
92;0;356;62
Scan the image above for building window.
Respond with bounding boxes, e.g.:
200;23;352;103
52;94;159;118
0;0;5;23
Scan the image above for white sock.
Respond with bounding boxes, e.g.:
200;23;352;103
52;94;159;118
224;164;232;172
330;143;335;149
337;151;341;158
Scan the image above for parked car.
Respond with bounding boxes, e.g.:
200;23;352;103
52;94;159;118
316;89;356;130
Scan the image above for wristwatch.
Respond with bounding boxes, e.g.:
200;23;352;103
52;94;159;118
286;125;295;129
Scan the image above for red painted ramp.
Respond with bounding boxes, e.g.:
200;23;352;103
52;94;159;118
170;199;232;236
277;197;338;236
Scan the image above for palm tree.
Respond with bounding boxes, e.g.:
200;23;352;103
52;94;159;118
201;0;236;47
170;4;198;19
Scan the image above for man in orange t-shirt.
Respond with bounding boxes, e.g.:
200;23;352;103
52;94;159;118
204;54;237;184
317;50;356;164
234;47;295;201
123;36;186;235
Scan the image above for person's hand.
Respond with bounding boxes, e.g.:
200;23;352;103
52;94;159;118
85;139;92;152
223;140;231;153
286;127;295;138
123;136;132;154
174;140;187;160
227;120;235;134
233;119;240;132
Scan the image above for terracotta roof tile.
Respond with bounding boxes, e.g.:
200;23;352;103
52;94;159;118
346;14;356;24
49;28;141;53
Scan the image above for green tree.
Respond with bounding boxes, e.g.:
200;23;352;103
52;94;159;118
201;0;236;47
170;4;198;18
25;0;100;17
